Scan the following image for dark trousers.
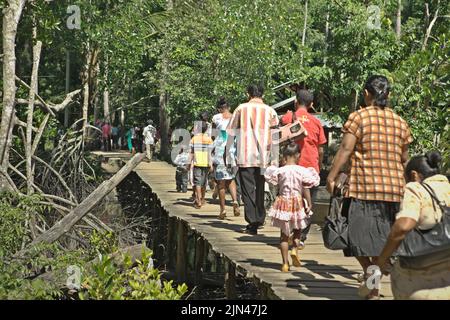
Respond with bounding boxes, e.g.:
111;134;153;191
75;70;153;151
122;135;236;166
175;168;188;192
300;186;318;241
103;136;111;152
238;167;266;228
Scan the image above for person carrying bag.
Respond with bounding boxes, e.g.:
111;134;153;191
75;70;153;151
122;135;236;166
376;151;450;300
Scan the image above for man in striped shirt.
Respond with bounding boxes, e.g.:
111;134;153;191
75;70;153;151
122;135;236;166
227;84;279;235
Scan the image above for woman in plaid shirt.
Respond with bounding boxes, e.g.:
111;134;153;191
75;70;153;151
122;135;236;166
327;75;413;299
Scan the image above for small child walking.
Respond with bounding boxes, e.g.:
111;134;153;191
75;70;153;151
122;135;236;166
173;147;190;193
188;121;213;209
265;143;320;272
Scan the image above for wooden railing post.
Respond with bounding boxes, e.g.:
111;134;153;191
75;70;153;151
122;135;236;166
175;219;187;282
194;236;205;285
225;261;237;299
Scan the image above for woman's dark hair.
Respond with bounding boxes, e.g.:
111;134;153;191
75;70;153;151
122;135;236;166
247;84;264;98
364;75;390;108
200;111;209;121
216;96;228;109
283;142;300;158
405;151;442;181
200;120;208;134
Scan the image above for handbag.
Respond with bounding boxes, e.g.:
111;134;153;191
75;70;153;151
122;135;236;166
271;110;308;147
322;173;350;250
397;182;450;270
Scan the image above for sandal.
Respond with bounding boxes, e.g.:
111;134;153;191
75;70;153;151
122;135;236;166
232;201;240;216
290;248;302;267
218;210;227;220
281;264;290;272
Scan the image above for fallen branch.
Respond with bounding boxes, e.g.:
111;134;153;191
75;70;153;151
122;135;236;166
50;89;82;112
16;153;145;254
15;77;81;114
15;76;55;116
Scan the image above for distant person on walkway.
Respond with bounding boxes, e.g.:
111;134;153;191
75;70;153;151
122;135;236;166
227;84;279;235
281;89;327;249
135;124;143;153
376;151;450;300
101;121;112;152
125;126;134;153
111;124;119;150
187;121;213;209
143;120;157;161
326;75;413;299
130;122;139;155
173;147;190;193
265;143;320;272
212;97;240;220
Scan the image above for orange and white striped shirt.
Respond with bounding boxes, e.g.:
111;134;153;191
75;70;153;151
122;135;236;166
227;98;279;168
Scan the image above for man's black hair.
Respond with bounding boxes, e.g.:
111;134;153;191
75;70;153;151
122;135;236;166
247;83;264;98
296;89;314;107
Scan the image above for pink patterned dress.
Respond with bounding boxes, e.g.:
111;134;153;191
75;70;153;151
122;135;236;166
265;165;320;236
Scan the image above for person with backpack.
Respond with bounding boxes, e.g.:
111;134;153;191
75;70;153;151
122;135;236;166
375;151;450;300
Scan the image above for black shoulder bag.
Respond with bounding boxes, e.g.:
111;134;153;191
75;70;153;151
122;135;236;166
397;182;450;270
322;173;350;250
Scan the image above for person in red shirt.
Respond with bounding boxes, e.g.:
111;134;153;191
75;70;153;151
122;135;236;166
101;121;112;152
280;89;327;247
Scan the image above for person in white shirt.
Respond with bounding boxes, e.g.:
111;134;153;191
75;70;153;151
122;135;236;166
143;120;157;161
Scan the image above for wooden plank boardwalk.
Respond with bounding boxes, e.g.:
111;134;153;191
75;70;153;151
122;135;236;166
129;157;393;300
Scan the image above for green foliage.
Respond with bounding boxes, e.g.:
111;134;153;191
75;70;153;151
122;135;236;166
79;247;188;300
0;193;48;258
88;230;118;258
0;243;85;300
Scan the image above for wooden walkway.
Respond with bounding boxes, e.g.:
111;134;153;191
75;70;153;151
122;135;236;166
133;160;393;300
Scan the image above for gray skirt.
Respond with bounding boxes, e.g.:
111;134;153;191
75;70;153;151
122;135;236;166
343;198;399;257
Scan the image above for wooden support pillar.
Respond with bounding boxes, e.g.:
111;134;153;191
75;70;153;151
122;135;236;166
175;219;188;283
225;261;237;299
166;216;176;269
194;236;205;285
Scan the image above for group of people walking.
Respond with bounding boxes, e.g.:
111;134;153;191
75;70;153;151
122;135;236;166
172;75;449;300
96;119;158;162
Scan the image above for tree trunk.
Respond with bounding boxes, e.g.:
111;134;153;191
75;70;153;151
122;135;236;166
81;46;92;140
300;0;308;65
103;57;110;122
0;0;27;192
324;5;329;66
422;1;440;51
64;50;71;128
103;88;110;122
158;0;174;161
25;25;42;194
396;0;402;40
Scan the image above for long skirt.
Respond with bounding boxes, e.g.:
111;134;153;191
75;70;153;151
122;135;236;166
343;198;399;257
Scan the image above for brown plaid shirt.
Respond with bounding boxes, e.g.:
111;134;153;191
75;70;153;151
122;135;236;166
343;106;413;202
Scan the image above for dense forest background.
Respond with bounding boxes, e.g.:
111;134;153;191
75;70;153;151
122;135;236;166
0;0;448;299
1;0;449;160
